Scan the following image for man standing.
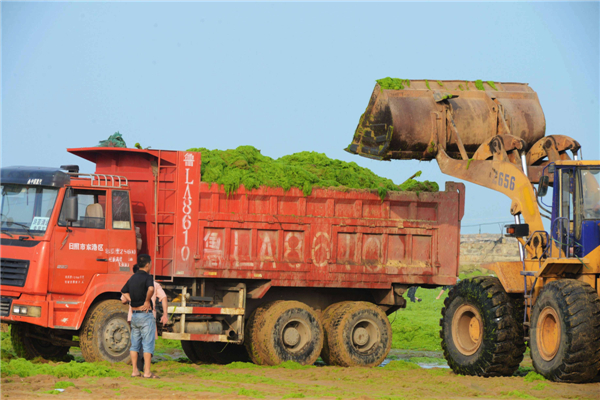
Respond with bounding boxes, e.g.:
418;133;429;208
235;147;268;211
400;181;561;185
121;254;158;379
121;265;169;373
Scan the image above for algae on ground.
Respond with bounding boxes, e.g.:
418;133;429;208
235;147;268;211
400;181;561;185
0;358;124;378
188;146;438;200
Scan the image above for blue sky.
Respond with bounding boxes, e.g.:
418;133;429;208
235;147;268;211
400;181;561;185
2;2;598;234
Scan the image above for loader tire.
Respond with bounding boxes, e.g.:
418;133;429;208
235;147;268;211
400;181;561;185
320;301;352;365
326;302;391;367
246;301;323;366
530;280;600;383
10;324;70;361
181;340;215;364
80;300;131;363
440;277;525;377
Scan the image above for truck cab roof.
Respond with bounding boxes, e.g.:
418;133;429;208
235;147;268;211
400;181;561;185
0;166;71;187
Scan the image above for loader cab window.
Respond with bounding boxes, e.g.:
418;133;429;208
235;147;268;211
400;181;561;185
581;168;600;220
58;189;106;229
112;190;131;230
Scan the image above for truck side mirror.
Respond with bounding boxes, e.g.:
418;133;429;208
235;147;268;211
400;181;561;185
64;196;78;224
538;175;549;197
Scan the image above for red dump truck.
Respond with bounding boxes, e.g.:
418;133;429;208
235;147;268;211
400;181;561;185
0;147;464;366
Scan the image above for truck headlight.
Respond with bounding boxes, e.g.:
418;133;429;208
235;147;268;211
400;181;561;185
12;305;41;317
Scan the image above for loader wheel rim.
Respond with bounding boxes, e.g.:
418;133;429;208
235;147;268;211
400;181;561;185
351;319;379;353
281;319;310;353
452;304;483;356
537;307;560;361
104;318;130;356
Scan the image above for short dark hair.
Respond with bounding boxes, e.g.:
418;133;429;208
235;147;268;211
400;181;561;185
137;254;151;269
133;264;139;273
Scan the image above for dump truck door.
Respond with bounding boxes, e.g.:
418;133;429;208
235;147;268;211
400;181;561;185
51;188;109;295
106;189;137;273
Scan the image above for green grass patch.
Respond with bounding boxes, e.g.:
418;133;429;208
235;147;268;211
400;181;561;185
383;360;420;371
55;381;75;389
82;388;92;394
225;361;262;370
523;371;546;382
532;382;548;390
44;389;62;395
408;357;445;364
237;388;266;398
154;337;182;352
427;368;449;377
273;360;313;370
1;358;124;378
390;287;444;351
283;393;306;399
502;390;534;399
177;366;197;373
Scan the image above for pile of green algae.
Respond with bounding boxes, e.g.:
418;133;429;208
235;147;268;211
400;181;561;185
186;146;438;200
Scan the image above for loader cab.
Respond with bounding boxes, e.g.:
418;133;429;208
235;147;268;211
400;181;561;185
540;162;600;258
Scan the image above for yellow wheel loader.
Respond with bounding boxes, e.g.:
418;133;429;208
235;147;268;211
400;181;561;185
347;79;600;383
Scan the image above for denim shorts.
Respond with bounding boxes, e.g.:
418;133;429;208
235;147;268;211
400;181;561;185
130;312;156;354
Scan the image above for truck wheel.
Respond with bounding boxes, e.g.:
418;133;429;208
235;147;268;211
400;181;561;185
245;301;282;365
326;302;391;367
11;324;70;360
246;301;323;366
181;340;215;364
80;300;131;363
320;302;352;365
204;342;250;364
530;280;600;383
440;277;525;377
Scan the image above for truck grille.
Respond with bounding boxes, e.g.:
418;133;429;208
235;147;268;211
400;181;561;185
0;298;12;317
0;259;30;287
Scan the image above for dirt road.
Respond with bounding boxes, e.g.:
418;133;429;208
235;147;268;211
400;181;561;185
2;349;598;400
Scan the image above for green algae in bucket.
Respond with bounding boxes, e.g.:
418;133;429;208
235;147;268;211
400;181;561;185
186;146;438;200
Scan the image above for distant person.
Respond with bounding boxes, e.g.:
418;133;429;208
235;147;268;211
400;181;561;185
436;279;460;300
121;264;169;373
406;286;421;303
121;254;159;379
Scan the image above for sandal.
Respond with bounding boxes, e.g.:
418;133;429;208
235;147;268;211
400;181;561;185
143;373;160;379
131;373;141;378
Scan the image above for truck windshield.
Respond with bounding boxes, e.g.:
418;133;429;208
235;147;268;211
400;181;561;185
581;167;600;220
1;184;59;236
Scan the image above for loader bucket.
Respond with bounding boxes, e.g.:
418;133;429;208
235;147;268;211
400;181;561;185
346;79;546;161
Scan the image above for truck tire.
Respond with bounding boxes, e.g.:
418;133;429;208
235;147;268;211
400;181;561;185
80;300;131;363
181;340;215;364
326;302;391;367
530;280;600;383
440;277;525;377
245;301;282;365
246;300;323;366
10;324;70;360
320;301;352;365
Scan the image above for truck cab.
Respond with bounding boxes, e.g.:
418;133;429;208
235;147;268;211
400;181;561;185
1;165;136;362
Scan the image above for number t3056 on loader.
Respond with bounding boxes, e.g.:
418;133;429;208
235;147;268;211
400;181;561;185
347;79;600;383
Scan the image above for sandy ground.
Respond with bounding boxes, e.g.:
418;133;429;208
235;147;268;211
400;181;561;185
2;349;599;400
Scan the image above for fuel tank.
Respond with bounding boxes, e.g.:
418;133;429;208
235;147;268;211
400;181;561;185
346;79;546;161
